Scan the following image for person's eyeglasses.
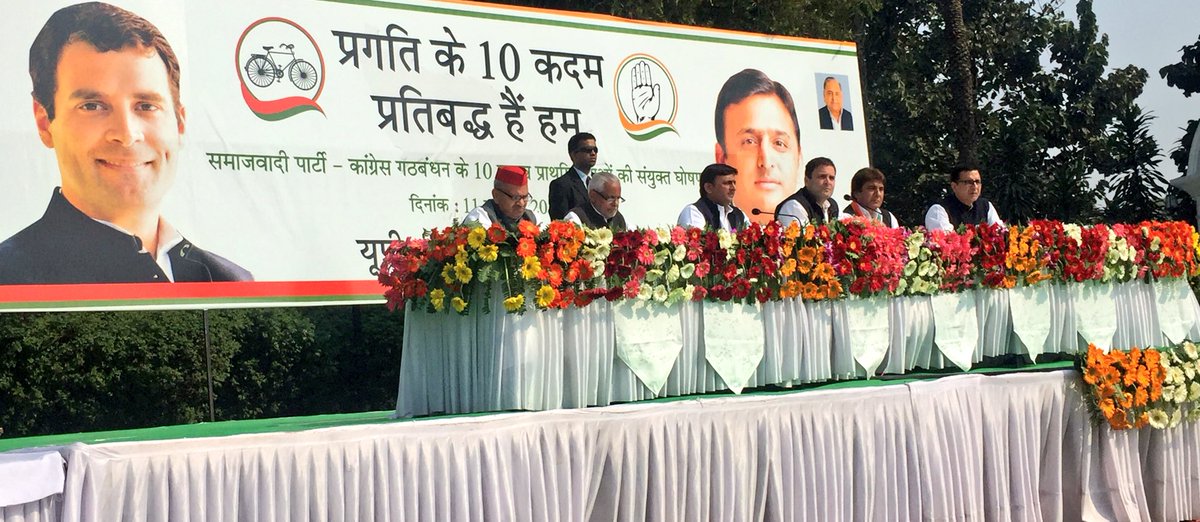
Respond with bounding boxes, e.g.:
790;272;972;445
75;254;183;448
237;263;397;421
574;146;599;154
591;189;625;204
955;179;982;187
496;187;532;203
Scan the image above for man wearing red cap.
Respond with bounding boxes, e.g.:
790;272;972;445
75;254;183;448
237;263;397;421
464;165;543;232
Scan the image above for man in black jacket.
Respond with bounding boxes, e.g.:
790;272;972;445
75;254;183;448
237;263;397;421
0;2;251;284
676;164;748;232
548;132;598;220
924;163;1004;230
774;157;839;228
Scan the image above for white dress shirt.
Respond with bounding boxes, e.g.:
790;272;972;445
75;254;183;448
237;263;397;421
924;203;1003;231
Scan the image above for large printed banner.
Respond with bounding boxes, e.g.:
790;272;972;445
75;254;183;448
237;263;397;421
0;0;868;311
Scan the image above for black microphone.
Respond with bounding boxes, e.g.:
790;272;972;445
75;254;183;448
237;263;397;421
752;208;802;221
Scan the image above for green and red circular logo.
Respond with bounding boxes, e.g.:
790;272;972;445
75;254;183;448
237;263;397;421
236;17;325;121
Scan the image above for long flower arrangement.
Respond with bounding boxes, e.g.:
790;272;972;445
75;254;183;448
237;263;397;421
380;219;1200;430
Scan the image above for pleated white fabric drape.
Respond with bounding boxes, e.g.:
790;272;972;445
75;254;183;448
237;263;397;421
400;281;1200;417
8;370;1200;522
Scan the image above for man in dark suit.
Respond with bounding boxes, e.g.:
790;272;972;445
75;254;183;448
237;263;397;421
0;2;252;284
548;132;598;220
817;76;854;131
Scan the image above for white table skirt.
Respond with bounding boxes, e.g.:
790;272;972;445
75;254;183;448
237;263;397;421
9;370;1200;522
399;281;1200;416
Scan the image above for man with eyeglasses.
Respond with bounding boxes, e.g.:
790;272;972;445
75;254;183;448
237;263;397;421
677;163;748;232
564;172;627;232
464;165;542;232
924;162;1003;231
548;132;599;220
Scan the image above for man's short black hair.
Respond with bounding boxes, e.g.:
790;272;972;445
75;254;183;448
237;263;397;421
698;163;736;198
714;69;800;152
30;2;182;121
950;163;980;182
850;167;885;194
804;157;836;179
567;132;596;153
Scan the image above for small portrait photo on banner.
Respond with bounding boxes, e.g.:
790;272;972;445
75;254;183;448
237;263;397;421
816;73;854;131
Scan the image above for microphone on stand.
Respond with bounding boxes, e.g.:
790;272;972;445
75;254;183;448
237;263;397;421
751;208;802;221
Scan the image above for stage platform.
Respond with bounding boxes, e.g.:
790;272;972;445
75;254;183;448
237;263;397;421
3;364;1199;522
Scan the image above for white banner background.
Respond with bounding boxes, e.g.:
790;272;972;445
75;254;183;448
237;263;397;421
0;0;868;306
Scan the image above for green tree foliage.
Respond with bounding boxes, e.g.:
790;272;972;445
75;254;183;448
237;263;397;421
1162;35;1200;224
0;306;403;437
862;0;1146;225
1101;105;1167;223
1160;34;1200;97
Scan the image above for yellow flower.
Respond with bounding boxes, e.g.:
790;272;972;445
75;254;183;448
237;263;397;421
467;227;487;249
455;263;473;284
429;288;445;311
441;264;456;285
451;297;467;313
455;245;468;265
521;256;542;280
478;244;499;262
503;294;525;312
536;284;557;308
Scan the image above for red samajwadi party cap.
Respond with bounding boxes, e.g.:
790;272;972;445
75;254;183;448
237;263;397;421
495;165;528;186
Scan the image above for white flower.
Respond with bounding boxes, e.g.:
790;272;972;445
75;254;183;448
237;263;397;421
652;285;668;302
1170;408;1183;428
666;264;680;283
590;260;606;278
717;229;736;250
1185;362;1197;380
667;287;686;304
680;263;695;279
655;227;672;245
896;278;909;294
645;269;664;283
1184;342;1199;361
1148;409;1170;429
637;284;652;300
903;260;917;276
672;244;687;262
1191;382;1200;401
1063;224;1083;244
1167;367;1186;386
1176;385;1190;404
683;284;696;301
654;248;669;265
918;261;935;277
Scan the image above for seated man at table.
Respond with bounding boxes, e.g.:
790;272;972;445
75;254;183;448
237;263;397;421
840;167;900;228
677;163;748;232
775;157;839;227
464;165;543;232
564;172;627;232
925;163;1004;231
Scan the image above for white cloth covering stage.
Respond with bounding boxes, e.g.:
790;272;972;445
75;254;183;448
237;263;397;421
398;281;1200;417
4;370;1200;521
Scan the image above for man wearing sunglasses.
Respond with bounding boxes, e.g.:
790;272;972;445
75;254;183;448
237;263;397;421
464;165;542;232
548;132;599;220
564;172;627;232
925;163;1003;231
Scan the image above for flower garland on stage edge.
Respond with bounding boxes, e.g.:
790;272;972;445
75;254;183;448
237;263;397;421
380;219;1200;316
1079;342;1200;430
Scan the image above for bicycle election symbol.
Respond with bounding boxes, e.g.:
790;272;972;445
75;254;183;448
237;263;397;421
613;54;678;141
235;17;326;121
244;43;318;91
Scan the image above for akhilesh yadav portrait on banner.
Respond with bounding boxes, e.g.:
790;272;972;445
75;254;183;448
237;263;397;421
0;2;251;285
